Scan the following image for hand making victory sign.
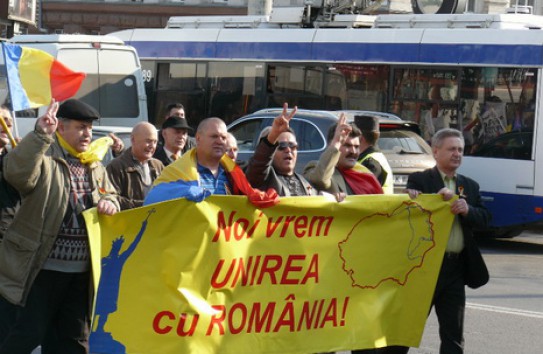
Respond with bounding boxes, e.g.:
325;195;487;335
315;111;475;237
36;100;60;135
331;112;352;149
267;102;297;144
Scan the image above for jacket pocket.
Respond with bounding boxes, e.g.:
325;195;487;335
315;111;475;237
0;231;40;285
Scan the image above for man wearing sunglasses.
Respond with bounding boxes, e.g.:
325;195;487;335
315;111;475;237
304;113;383;200
246;103;317;196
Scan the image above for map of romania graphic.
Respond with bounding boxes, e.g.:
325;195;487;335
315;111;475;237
339;201;435;289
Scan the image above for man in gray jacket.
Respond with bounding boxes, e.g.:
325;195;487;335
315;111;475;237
0;99;119;354
304;113;383;197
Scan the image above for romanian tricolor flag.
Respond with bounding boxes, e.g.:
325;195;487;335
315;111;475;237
339;163;384;195
2;43;86;111
144;148;279;208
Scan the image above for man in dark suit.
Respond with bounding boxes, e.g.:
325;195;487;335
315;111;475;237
406;128;491;354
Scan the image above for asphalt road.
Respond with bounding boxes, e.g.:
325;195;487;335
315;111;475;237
410;231;543;354
335;230;543;354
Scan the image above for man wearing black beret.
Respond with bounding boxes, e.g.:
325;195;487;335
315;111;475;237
0;99;120;353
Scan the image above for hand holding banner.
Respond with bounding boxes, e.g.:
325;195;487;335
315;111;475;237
85;194;454;354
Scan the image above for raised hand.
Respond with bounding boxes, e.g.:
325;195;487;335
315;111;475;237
331;113;352;148
267;102;297;144
36;100;60;135
109;133;125;155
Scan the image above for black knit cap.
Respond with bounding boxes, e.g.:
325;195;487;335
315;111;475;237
57;99;100;121
354;115;379;132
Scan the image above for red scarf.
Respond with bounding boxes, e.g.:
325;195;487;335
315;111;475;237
228;164;280;208
338;166;383;195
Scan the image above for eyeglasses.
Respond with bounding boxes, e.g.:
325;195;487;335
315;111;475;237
277;141;298;151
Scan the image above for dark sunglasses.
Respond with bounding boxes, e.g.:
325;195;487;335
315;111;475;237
277;141;298;151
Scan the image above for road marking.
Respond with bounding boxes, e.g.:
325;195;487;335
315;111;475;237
467;303;543;319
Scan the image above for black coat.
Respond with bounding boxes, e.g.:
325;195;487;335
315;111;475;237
246;139;317;197
407;166;491;288
153;137;196;166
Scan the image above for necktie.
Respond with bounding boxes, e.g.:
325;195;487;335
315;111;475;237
171;154;178;161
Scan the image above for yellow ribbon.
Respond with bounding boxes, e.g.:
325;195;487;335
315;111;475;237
55;131;113;164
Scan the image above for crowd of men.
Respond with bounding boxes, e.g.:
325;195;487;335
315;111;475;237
0;99;489;354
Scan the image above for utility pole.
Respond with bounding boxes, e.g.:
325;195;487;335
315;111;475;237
6;21;20;38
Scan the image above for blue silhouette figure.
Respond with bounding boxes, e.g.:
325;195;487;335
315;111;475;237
90;209;155;354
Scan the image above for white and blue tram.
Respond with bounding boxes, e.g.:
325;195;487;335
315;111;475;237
113;10;543;235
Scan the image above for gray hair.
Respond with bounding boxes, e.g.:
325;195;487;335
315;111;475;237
431;128;464;148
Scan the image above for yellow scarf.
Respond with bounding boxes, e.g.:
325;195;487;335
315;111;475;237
56;132;113;164
154;148;237;185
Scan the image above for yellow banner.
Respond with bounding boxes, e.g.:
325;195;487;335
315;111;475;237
84;194;454;354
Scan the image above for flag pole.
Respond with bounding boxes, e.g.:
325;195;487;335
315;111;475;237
1;42;21;140
0;115;17;148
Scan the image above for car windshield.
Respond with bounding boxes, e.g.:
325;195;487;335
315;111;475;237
379;130;429;154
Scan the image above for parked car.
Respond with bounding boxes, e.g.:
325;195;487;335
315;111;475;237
227;108;435;193
335;110;403;122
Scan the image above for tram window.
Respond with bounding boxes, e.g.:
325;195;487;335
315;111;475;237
268;65;323;96
335;64;388;112
157;63;205;91
324;69;347;110
388;66;537;159
208;62;264;123
464;68;537;157
472;131;533;160
154;91;206;128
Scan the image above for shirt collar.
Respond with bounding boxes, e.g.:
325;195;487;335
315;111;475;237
197;162;224;175
437;167;457;181
163;147;179;161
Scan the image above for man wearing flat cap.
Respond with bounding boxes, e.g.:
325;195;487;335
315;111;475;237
0;99;119;353
355;115;394;194
153;115;195;166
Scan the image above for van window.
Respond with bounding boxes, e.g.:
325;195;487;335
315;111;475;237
57;49;139;118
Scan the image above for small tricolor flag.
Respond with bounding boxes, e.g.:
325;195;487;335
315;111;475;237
2;43;86;111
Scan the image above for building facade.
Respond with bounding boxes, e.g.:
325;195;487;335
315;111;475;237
41;0;247;34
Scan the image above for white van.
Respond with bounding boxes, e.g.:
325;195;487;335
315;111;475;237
0;34;148;137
